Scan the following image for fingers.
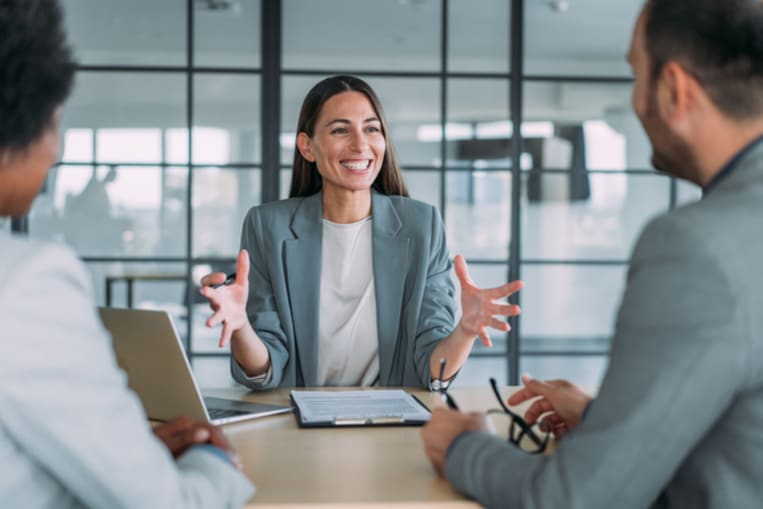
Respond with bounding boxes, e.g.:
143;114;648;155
488;317;510;332
206;308;225;328
522;377;555;400
524;398;555;425
478;329;492;347
484;279;523;299
219;321;232;348
506;386;539;406
235;250;250;285
200;272;227;288
153;417;213;458
490;302;521;317
453;254;474;287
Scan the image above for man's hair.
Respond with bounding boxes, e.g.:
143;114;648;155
644;0;763;119
0;0;76;151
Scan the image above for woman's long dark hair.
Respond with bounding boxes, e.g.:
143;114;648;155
289;75;409;198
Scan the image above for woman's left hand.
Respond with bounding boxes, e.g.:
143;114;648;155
454;254;522;347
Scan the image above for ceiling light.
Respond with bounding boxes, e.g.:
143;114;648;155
548;0;570;13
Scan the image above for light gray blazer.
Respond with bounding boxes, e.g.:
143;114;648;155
0;234;254;509
231;190;456;389
446;140;763;509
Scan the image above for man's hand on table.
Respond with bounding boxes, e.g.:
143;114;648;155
421;409;492;476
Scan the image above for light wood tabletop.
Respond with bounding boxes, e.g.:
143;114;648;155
202;386;530;509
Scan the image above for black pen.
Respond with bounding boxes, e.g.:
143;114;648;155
211;272;236;289
439;358;460;411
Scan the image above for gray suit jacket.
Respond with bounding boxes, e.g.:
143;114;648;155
446;141;763;509
231;190;457;389
0;234;254;508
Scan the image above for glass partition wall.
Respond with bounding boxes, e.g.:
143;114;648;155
21;0;700;388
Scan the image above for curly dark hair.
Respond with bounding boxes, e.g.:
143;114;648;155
0;0;76;151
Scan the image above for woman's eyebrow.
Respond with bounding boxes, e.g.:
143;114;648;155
324;117;380;127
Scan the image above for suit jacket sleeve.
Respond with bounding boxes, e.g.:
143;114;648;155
0;244;254;508
413;206;457;386
232;206;290;389
444;215;745;509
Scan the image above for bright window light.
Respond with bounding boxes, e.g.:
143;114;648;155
96;128;162;163
62;129;93;162
192;127;230;165
416;122;473;142
165;128;189;164
584;120;626;170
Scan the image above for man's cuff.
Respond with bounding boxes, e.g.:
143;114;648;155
446;430;475;459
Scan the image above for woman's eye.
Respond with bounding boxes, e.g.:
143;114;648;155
366;125;381;133
331;128;347;135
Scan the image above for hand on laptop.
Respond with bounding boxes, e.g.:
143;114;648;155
153;416;243;470
200;250;250;348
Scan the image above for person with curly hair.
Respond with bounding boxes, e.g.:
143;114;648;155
0;1;254;506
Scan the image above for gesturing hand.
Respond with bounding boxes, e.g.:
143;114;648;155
507;374;593;439
454;254;523;347
200;249;251;348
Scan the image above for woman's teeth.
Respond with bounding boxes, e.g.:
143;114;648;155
342;160;370;170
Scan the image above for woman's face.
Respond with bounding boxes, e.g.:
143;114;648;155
297;91;386;197
0;113;61;216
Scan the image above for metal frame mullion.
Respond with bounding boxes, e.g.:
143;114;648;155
439;0;448;218
183;0;195;355
508;0;524;385
261;0;282;203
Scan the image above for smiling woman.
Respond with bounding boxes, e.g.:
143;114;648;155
200;75;524;391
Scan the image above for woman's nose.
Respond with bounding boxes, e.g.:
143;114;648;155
349;131;369;151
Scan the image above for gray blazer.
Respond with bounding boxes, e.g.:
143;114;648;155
231;190;457;389
446;141;763;509
0;234;254;508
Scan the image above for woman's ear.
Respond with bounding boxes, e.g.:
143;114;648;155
296;132;316;162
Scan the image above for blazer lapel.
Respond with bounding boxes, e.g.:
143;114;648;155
284;192;323;386
371;191;410;386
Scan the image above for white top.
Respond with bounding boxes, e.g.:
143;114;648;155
316;216;380;386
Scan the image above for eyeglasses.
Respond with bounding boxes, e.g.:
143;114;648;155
435;361;549;453
487;377;549;454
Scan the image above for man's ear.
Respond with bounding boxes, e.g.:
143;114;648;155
296;132;316;162
657;61;699;129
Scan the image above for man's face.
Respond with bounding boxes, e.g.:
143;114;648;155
628;10;697;182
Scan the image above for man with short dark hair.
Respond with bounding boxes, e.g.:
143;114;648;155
0;1;254;507
421;1;763;507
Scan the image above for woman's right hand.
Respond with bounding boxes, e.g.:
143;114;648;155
200;249;251;348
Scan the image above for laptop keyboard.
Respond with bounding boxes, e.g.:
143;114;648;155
207;407;246;419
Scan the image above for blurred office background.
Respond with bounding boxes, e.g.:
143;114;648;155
14;0;702;389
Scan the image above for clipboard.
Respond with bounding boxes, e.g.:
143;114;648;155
290;389;432;428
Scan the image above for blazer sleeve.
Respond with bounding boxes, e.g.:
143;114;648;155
0;244;254;509
412;206;457;386
232;206;290;390
444;215;746;509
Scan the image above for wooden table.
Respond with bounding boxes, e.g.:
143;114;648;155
203;386;530;508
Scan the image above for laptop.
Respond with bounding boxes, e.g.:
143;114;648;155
98;307;292;425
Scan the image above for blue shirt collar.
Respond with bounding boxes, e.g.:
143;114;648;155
703;134;763;194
